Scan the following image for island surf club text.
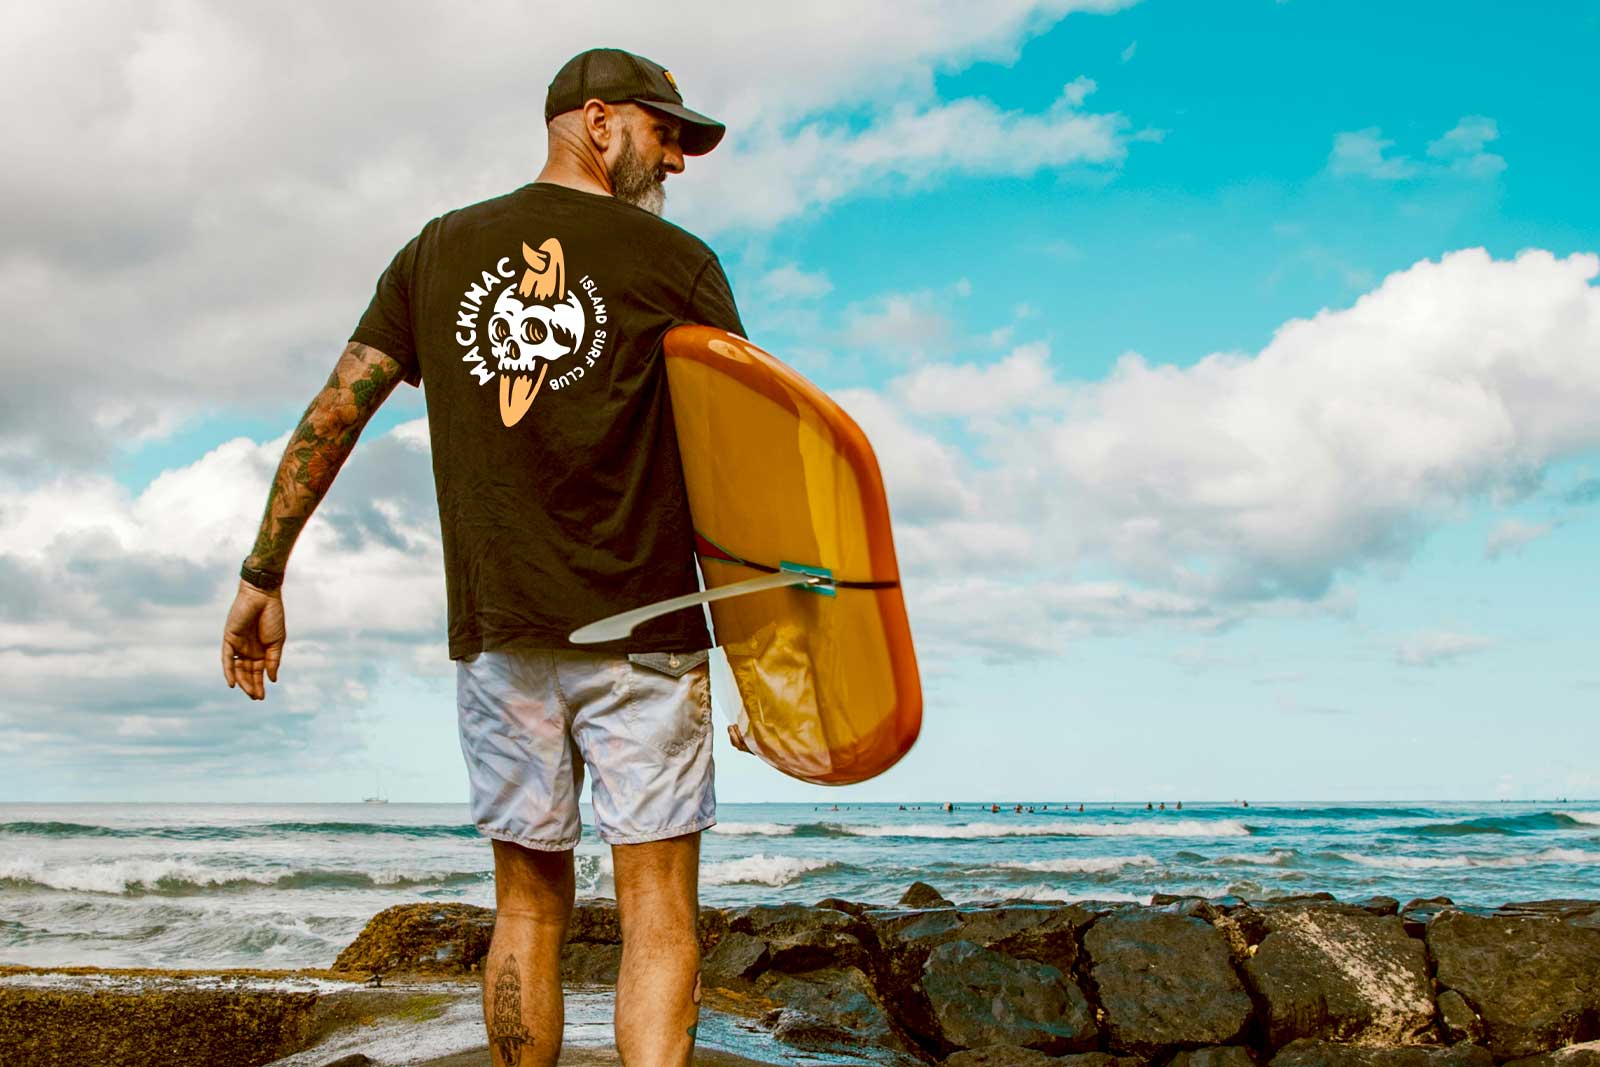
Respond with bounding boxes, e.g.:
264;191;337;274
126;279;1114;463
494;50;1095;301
454;259;610;390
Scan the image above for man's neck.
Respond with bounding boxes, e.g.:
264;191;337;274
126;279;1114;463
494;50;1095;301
534;154;614;199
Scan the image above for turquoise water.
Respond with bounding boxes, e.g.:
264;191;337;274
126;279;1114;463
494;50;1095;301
1;800;1595;969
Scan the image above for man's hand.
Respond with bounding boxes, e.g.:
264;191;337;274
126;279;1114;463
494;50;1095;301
222;581;286;700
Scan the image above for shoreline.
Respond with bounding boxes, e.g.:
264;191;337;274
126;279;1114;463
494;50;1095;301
4;889;1599;1067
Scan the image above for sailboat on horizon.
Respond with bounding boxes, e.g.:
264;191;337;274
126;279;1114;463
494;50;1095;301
363;768;388;805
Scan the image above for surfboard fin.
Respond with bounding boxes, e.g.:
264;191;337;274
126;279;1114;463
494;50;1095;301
568;570;822;644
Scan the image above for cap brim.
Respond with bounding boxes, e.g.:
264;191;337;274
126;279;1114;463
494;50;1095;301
639;100;726;156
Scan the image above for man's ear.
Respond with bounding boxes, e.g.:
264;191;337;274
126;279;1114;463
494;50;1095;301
582;99;613;152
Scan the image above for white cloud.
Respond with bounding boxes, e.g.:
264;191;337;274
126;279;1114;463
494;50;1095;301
0;419;446;778
844;248;1600;651
841;293;956;356
1427;115;1507;178
893;343;1063;417
1121;40;1138;63
756;265;833;302
0;0;1141;473
1328;128;1420;180
1484;518;1554;560
1395;631;1494;668
1330;116;1506;181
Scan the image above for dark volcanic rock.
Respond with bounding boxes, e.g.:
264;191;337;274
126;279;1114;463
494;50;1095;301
332;903;494;976
1356;897;1401;917
766;1007;855;1050
727;902;855;939
321;1056;376;1067
765;925;872;974
1084;910;1253;1055
0;982;319;1067
922;939;1096;1054
756;965;912;1053
559;941;621;985
902;881;955;908
816;896;873;917
703;931;771;983
1436;990;1483;1045
1428;911;1600;1059
567;900;621;943
1497;900;1600;928
1242;905;1434;1046
1269;1039;1493;1067
1399;898;1456;939
1501;1040;1600;1067
1169;1048;1258;1067
941;1045;1060;1066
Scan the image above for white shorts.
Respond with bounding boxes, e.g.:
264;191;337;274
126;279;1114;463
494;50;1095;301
456;647;716;849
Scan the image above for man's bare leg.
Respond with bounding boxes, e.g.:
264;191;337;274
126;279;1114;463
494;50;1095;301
612;831;702;1067
483;840;575;1067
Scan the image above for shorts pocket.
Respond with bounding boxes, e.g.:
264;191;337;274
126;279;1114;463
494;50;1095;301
621;654;711;757
626;650;709;678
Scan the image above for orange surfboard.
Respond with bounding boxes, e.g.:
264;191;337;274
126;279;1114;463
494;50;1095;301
661;325;921;785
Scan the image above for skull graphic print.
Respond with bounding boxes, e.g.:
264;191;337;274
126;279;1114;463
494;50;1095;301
492;237;586;428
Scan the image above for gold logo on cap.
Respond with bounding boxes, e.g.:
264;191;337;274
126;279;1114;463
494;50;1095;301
663;69;679;92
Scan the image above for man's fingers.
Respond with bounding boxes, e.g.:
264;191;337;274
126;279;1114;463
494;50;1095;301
265;645;282;684
222;642;237;688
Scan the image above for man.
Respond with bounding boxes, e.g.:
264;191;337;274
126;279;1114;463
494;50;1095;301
220;48;742;1067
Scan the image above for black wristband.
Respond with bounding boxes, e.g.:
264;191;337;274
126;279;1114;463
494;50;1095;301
240;563;285;591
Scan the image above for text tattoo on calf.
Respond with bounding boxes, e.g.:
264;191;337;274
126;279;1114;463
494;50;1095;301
245;342;404;573
489;955;531;1065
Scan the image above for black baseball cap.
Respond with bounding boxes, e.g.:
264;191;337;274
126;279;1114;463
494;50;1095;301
545;48;726;156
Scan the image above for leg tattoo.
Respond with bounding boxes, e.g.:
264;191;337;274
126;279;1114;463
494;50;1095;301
688;968;702;1042
490;954;531;1066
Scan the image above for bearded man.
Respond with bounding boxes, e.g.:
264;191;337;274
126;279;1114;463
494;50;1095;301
220;48;742;1067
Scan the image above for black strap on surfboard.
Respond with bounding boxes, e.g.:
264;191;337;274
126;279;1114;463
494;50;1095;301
693;532;899;591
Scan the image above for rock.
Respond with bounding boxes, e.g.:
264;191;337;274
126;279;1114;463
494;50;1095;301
1054;1055;1147;1067
1269;1039;1493;1067
1169;1048;1258;1067
703;931;770;983
331;903;495;976
1428;911;1600;1060
1242;905;1434;1046
568;900;621;943
816;896;873;917
0;980;319;1067
1356;897;1401;917
756;965;912;1054
766;1007;855;1050
320;1056;376;1067
696;907;730;954
727;903;856;939
922;939;1096;1054
902;881;955;908
1497;901;1600;929
1436;990;1483;1045
1162;897;1223;921
1399;898;1456;939
1083;911;1253;1055
1502;1040;1600;1067
723;902;869;974
559;941;621;985
941;1045;1060;1066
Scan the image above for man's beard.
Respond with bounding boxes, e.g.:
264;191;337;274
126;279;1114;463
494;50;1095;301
608;129;666;216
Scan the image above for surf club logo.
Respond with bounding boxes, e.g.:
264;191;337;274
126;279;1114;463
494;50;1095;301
452;237;611;428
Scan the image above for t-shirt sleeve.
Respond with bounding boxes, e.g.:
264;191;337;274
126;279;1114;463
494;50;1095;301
682;253;745;338
350;236;422;387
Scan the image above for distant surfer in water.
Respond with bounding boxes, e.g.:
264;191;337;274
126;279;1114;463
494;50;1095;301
220;47;738;1067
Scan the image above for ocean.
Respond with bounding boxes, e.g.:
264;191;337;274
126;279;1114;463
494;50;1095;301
2;800;1596;970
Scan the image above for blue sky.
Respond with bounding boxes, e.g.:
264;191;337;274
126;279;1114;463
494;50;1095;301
3;1;1597;805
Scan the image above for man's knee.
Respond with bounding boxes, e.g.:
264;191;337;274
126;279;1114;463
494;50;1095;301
491;839;576;926
610;832;700;939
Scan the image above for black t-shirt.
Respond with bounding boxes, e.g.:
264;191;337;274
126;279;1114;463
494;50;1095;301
350;182;744;660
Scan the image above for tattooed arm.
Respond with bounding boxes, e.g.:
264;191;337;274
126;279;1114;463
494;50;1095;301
221;342;409;700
